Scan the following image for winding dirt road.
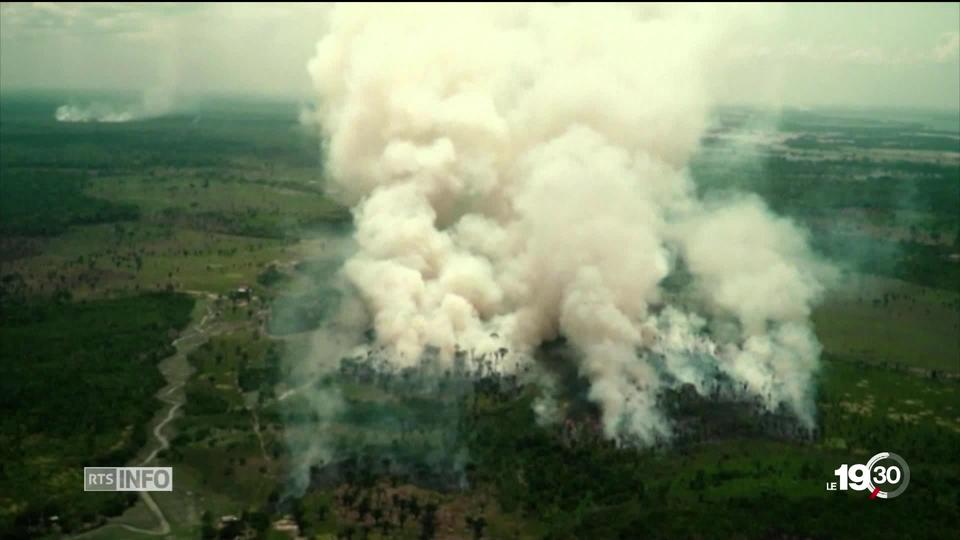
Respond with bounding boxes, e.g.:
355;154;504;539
75;300;216;538
116;379;189;536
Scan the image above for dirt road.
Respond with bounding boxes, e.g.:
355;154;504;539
74;300;216;538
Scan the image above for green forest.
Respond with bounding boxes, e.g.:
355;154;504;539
0;293;194;536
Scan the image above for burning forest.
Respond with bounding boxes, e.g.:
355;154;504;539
281;3;835;502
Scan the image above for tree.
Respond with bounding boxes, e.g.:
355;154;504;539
419;503;438;540
244;510;270;535
466;515;487;539
200;511;216;540
52;287;72;304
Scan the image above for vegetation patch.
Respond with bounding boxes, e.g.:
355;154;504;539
0;292;194;536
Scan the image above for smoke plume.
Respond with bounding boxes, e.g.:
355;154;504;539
55;88;175;123
295;3;833;466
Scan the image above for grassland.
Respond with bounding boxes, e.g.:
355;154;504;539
813;275;960;372
3;222;295;297
0;93;350;302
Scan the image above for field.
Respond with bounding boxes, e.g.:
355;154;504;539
0;92;957;539
813;275;959;372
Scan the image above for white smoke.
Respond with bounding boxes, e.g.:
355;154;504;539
55;88;175;123
301;4;834;445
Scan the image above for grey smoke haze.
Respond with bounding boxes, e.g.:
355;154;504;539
2;3;958;110
296;2;838;458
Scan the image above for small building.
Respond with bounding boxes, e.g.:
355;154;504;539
273;515;301;538
230;285;252;301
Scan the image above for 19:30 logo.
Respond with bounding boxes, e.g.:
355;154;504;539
828;452;910;499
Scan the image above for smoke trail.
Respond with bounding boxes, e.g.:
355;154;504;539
55;88;175;123
292;3;834;480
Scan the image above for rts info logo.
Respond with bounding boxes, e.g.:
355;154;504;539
84;467;173;492
826;452;910;499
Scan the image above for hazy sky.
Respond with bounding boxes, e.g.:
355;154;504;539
1;2;958;110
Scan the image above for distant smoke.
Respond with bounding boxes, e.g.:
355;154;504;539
55;88;175;123
291;3;834;481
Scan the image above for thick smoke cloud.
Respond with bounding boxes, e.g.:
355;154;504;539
299;4;833;450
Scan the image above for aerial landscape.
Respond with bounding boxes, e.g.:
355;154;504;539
0;4;958;540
